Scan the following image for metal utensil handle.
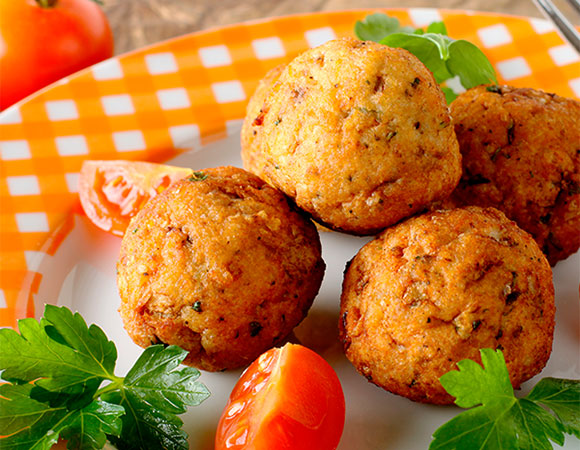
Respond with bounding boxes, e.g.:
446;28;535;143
532;0;580;53
567;0;580;16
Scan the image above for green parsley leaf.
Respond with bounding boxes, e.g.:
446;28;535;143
58;401;125;450
0;306;116;396
430;348;579;449
354;13;498;103
527;377;580;438
104;390;189;450
122;344;210;414
439;347;513;408
0;306;210;450
103;345;209;449
0;383;124;450
0;383;67;450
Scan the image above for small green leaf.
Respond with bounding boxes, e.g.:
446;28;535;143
0;383;124;450
0;383;67;450
0;307;210;449
421;33;453;61
104;390;189;450
0;312;113;395
527;378;580;438
43;305;117;374
430;404;519;450
426;21;448;35
439;348;513;409
431;349;577;450
123;345;210;414
60;401;125;450
441;87;458;103
102;345;210;449
447;40;498;87
510;398;565;449
354;13;415;42
381;33;452;83
355;12;498;103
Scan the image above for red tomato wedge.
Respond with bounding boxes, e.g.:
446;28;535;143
215;343;346;450
79;160;193;236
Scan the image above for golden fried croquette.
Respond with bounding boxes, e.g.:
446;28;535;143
339;207;555;405
242;64;285;175
117;166;325;371
241;37;461;235
449;85;580;265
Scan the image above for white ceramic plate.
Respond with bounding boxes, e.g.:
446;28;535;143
37;126;580;449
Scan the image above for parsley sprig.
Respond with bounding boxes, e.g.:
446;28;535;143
354;13;498;102
431;348;580;449
0;305;210;449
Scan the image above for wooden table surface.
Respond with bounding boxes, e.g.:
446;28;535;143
102;0;578;55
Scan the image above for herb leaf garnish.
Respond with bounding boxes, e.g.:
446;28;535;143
354;13;498;103
0;306;210;449
430;348;580;449
354;13;416;42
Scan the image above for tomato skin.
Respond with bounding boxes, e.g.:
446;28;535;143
0;0;114;110
79;160;193;237
216;343;346;450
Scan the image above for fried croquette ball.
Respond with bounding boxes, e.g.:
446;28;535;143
117;166;325;371
449;85;580;265
241;37;461;235
242;64;286;175
339;207;555;405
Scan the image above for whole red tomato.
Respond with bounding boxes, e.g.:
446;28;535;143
0;0;114;110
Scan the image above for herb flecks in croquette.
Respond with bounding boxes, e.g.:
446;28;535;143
507;121;515;145
490;147;502;161
188;171;208;182
249;321;263;337
192;301;203;312
486;84;503;94
567;181;580;195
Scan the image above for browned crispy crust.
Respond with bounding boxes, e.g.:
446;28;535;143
339;207;555;404
448;85;580;265
241;64;286;175
117;166;325;371
241;37;461;235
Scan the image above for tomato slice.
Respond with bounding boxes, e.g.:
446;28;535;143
79;160;192;236
215;343;345;450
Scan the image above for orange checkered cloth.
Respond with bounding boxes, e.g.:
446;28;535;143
1;9;578;327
